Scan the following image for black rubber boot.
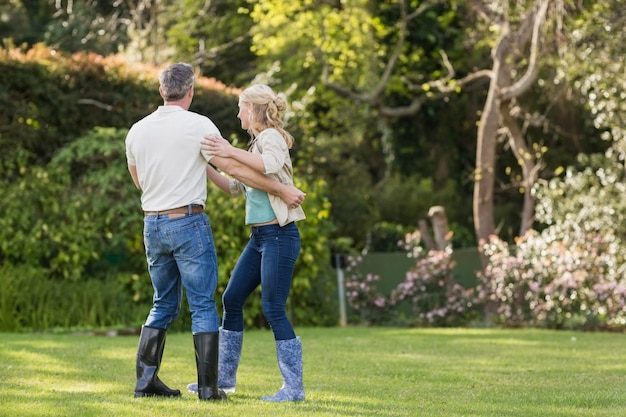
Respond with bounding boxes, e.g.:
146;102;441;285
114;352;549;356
187;327;243;395
194;332;228;401
134;325;181;398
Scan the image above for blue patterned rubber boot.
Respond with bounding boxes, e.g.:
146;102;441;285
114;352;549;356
187;328;243;395
261;337;305;402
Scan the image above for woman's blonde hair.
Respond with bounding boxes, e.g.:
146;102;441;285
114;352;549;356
239;84;294;148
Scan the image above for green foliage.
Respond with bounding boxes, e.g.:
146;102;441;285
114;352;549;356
0;45;241;172
0;0;52;47
535;154;626;240
477;230;626;331
366;222;410;252
165;0;257;86
0;47;337;331
0;127;140;282
326;162;378;249
473;3;626;332
375;173;474;245
290;116;382;249
1;1;130;54
245;1;482;247
345;232;476;327
0;46;153;171
4;2;624;333
0;264;145;332
566;1;626;152
0;123;336;331
478;152;626;330
40;0;131;55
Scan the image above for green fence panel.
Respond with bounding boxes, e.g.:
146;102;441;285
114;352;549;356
359;248;481;293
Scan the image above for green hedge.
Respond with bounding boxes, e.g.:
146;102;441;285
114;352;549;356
0;46;337;332
0;45;243;170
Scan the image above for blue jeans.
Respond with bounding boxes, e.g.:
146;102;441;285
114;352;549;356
222;222;300;340
142;211;220;333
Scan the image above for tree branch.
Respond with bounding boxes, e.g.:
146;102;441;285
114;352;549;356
466;0;505;25
78;98;113;111
500;0;549;101
322;0;442;107
192;32;250;62
379;50;492;117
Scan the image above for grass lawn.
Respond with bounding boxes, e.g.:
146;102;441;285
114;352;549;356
1;326;625;416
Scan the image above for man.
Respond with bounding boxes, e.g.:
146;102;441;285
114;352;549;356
125;62;304;401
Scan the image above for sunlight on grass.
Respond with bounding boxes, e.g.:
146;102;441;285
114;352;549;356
1;327;626;417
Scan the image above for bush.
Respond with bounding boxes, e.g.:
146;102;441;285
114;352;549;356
0;264;145;332
476;232;626;330
0;46;338;331
0;45;241;176
0;126;336;332
344;230;476;326
343;255;392;325
366;221;412;252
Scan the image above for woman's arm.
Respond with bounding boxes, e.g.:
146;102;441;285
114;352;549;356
210;156;305;207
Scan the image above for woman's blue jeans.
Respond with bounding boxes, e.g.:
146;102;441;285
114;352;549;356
222;222;300;340
142;211;220;333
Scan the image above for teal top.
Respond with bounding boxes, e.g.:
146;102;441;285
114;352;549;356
245;186;276;225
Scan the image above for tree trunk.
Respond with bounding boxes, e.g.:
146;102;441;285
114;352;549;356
500;103;542;237
473;0;549;266
473;76;499;248
474;32;512;265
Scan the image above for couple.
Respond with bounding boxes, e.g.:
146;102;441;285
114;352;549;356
125;62;306;402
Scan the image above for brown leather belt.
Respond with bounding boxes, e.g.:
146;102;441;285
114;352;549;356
144;205;204;217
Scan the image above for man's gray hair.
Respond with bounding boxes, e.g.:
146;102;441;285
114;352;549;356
159;63;195;101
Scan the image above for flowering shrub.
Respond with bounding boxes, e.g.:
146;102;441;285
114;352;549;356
347;224;626;330
343;255;391;324
476;230;626;330
390;248;473;326
521;154;626;330
344;230;475;326
392;230;472;325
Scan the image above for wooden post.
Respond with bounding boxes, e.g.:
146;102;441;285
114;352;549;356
428;205;451;250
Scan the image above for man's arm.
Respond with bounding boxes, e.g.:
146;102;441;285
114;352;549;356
203;135;266;173
210;156;305;207
127;164;141;190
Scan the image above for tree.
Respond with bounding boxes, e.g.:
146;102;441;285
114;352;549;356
6;0;607;255
469;0;549;249
565;1;626;154
475;1;626;329
164;0;256;86
0;0;55;47
245;0;480;247
319;0;555;251
248;0;600;256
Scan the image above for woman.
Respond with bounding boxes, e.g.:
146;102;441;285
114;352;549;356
188;84;306;402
